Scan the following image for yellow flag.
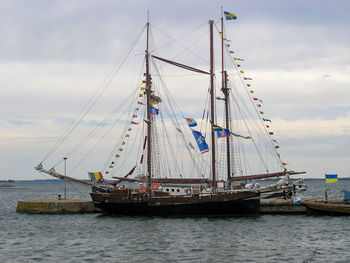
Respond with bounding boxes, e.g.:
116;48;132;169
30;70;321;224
149;95;161;105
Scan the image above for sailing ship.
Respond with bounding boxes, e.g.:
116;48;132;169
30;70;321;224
35;11;304;216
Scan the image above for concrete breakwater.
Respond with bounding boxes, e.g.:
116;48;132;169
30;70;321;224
16;199;100;214
260;198;306;214
260;197;344;214
17;198;343;215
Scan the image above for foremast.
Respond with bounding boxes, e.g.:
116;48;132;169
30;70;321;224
209;20;217;189
145;16;153;196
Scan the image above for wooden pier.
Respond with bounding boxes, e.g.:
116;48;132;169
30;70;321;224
16;198;342;215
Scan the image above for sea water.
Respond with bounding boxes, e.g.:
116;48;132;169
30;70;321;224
1;180;350;263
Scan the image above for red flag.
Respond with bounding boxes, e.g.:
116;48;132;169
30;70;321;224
253;98;259;101
143;136;147;150
140;155;144;164
244;77;252;80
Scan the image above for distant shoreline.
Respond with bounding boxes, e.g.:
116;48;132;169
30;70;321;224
2;178;350;183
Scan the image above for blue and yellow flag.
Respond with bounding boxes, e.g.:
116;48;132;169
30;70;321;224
231;132;252;140
325;174;338;183
224;11;237;20
217;129;230;138
212;124;223;131
149;95;161;105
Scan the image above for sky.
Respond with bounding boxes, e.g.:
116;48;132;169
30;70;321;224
1;0;350;180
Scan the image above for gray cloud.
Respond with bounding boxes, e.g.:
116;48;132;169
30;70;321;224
1;0;350;179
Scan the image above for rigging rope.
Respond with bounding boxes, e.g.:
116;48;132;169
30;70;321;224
66;87;139;175
41;24;147;164
150;57;210;178
151;22;209;64
224;44;283;172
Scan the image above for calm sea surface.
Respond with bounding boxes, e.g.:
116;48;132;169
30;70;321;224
1;180;350;263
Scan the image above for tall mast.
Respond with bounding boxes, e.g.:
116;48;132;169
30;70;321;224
145;12;152;195
220;9;232;189
209;20;216;189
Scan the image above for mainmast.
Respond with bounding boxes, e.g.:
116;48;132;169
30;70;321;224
145;14;153;195
220;10;232;189
209;20;216;189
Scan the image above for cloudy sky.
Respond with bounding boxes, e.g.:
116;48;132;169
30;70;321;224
1;0;349;180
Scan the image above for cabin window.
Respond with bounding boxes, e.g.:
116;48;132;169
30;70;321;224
177;189;180;192
171;189;175;192
166;188;169;192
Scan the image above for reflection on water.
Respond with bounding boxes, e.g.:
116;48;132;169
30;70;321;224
1;180;349;262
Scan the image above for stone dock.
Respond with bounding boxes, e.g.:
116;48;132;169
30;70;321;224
17;198;342;215
16;199;100;214
260;198;306;214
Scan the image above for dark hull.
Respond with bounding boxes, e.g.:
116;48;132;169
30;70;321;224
90;191;260;216
301;201;350;216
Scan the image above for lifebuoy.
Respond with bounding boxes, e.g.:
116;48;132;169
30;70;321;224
152;182;159;190
186;188;192;195
138;185;147;193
